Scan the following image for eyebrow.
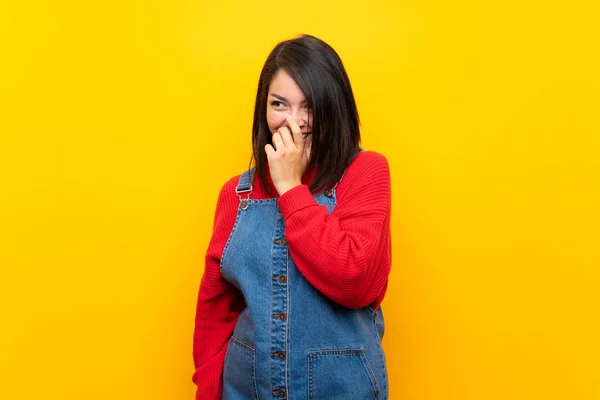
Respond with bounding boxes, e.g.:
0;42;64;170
270;93;307;105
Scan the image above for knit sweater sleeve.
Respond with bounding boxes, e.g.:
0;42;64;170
192;176;244;400
278;151;392;309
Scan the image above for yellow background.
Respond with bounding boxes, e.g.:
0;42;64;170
1;0;599;399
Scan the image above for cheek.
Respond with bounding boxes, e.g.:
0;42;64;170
266;109;286;133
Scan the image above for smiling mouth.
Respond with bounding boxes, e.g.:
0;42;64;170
302;132;312;140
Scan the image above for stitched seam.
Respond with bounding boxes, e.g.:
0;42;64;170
307;348;379;398
308;348;364;356
372;307;388;397
230;336;254;353
285;247;290;400
243;199;279;204
269;218;278;397
220;206;243;276
228;336;259;400
359;351;381;395
308;353;314;400
252;344;258;400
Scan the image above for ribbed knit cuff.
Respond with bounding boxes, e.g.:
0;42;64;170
278;184;318;220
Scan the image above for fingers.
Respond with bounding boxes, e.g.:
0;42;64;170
265;143;275;158
270;116;304;153
272;130;284;150
285;115;304;148
277;125;296;149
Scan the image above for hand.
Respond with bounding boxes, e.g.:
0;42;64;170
264;115;312;196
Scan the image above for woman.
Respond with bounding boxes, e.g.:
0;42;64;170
192;34;392;400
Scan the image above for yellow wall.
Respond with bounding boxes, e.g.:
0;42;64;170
1;0;598;399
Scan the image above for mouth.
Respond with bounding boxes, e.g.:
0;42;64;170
302;132;312;140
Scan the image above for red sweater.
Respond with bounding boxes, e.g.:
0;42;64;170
192;150;392;400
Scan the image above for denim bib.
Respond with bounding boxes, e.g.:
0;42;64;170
220;162;388;400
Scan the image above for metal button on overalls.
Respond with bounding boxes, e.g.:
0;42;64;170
273;312;286;321
273;237;288;246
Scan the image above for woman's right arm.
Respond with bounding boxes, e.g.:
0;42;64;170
192;177;243;400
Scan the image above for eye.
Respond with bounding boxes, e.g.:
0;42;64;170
270;101;286;109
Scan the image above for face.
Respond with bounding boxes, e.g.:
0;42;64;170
266;69;313;147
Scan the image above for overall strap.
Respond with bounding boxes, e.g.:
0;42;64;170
235;168;255;211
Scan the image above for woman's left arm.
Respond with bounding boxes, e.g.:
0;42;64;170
278;151;392;309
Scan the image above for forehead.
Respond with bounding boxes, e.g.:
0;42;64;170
268;70;305;101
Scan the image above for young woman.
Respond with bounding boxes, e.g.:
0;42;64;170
192;34;392;400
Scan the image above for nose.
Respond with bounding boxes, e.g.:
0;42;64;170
289;109;308;128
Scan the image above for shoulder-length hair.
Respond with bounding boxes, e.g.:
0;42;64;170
250;34;361;196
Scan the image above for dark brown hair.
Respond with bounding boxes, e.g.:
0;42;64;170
250;34;361;195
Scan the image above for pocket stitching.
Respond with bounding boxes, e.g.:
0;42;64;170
358;351;381;397
307;348;380;399
227;336;259;400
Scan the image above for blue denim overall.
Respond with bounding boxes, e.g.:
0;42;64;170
220;165;388;400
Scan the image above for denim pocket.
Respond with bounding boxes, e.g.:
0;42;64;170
308;348;380;400
222;336;258;400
